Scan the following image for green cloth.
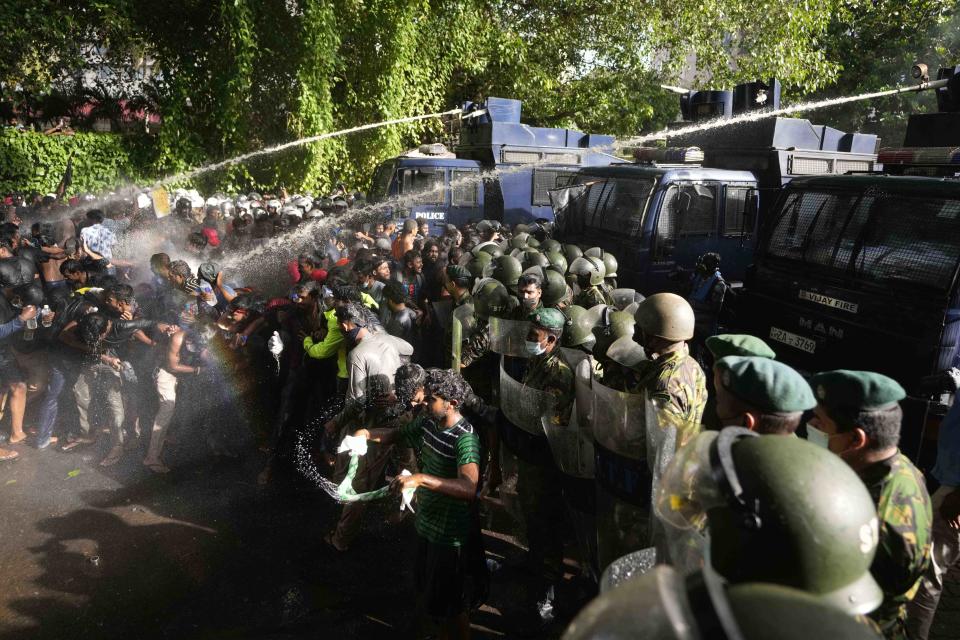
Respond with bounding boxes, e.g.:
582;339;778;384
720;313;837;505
810;369;906;413
336;455;393;502
706;334;776;359
715;356;815;414
400;415;480;547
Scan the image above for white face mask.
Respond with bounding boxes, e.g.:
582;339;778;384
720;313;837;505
805;423;832;449
525;340;546;356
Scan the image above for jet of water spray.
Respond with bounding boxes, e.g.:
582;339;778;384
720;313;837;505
162;108;464;186
44;107;465;223
618;86;917;147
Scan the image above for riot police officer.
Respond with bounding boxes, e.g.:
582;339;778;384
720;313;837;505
807;370;933;639
632;293;706;451
570;256;613;309
513;307;574;625
656;427;885;616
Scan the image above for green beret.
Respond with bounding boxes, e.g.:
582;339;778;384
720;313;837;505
531;307;566;331
716;356;815;414
706;334;776;359
446;264;472;282
809;370;906;413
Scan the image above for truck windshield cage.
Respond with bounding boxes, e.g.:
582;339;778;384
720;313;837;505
553;176;656;236
766;186;960;291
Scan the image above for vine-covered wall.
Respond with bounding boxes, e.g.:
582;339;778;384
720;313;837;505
0;130;158;196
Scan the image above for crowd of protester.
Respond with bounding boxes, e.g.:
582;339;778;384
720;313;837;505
0;185;956;640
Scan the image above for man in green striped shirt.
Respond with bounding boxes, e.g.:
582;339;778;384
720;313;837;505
355;368;482;639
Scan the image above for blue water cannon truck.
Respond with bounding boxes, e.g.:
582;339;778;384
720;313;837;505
551;79;880;295
367;97;619;231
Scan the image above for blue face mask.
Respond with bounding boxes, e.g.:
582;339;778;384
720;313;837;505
525;340;545;356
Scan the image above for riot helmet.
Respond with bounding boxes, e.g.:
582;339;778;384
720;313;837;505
509;232;530;250
545;250;568;275
564;563;882;640
634;292;695;342
560;305;597;350
569;256;604;287
484;254;523;293
473;279;514;320
520;249;550;271
477;243;504;259
562;243;583;265
540;238;561;254
464;252;493;280
602;253;618;279
655;428;883;615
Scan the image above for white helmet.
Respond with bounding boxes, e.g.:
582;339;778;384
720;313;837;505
281;205;302;218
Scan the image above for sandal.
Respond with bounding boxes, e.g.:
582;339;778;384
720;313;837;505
0;448;19;461
62;437;95;451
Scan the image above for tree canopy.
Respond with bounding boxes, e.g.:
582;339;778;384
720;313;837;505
0;0;955;194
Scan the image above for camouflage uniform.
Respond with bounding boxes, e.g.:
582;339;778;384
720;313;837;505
460;320;490;369
516;348;574;591
632;343;707;451
574;285;612;310
859;452;933;640
523;350;574;426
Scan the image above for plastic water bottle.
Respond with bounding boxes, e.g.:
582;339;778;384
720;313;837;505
41;305;53;328
23;312;37;341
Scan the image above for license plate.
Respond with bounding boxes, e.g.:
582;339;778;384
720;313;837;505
769;327;817;354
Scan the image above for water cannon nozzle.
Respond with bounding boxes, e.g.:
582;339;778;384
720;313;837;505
912;63;929;82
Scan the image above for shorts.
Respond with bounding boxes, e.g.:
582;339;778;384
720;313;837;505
0;348;26;386
415;536;470;619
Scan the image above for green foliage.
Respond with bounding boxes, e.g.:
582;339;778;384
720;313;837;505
800;1;958;144
0;130;156;195
1;0;955;195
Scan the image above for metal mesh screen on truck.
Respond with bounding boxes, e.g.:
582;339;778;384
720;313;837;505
767;187;960;290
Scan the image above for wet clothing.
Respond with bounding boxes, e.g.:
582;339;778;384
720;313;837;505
381;305;419;350
0;256;37;288
859;451;933;639
632;344;707;451
400;415;480;547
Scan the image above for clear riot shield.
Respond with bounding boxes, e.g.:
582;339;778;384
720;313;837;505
450;303;475;369
542;404;598;578
499;358;555;436
599;547;657;593
650;428;715;576
648;399;707;575
610;288;640;311
488;316;531;358
432;299;453;332
497;356;555;536
591;381;653;572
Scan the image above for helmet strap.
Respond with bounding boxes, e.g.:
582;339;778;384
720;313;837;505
709;427;762;531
